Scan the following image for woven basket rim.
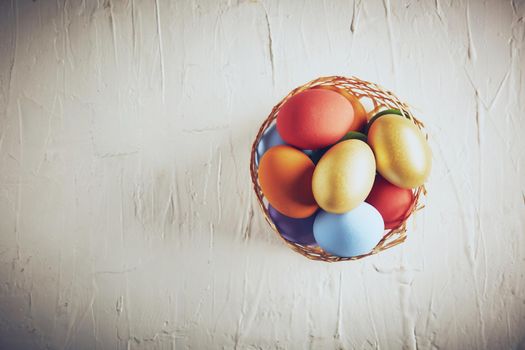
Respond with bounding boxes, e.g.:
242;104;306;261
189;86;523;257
250;75;427;262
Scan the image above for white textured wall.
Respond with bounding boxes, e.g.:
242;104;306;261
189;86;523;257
0;0;524;349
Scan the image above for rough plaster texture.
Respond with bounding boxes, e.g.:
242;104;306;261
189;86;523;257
0;0;525;349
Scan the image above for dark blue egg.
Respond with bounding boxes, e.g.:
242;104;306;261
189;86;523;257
269;205;317;246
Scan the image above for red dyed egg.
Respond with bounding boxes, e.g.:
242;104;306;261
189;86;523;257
277;89;354;150
365;175;414;229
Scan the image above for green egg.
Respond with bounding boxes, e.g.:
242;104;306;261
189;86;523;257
340;131;368;143
365;109;409;134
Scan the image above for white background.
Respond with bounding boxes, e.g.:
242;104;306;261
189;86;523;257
1;0;524;349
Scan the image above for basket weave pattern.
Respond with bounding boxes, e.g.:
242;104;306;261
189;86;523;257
250;76;426;262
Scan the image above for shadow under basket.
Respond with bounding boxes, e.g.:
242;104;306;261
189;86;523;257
250;76;427;262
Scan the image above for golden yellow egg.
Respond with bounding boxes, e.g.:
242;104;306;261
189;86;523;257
312;139;376;214
368;114;431;189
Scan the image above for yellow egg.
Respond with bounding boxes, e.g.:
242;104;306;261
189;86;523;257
312;139;376;214
368;114;431;189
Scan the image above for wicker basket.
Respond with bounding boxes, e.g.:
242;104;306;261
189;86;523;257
250;76;427;262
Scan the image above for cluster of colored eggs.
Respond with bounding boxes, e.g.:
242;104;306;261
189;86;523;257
256;87;431;258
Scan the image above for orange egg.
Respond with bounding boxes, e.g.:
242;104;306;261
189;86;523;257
315;85;367;132
258;145;318;218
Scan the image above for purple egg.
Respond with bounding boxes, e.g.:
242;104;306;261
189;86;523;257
268;205;317;246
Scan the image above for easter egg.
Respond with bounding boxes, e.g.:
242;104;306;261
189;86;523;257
309;131;367;164
315;85;367;132
312;139;376;213
365;108;405;134
268;205;317;246
256;124;286;165
313;203;385;257
302;149;314;156
368;114;431;189
277;89;354;150
341;131;368;143
258;145;318;218
366;175;415;229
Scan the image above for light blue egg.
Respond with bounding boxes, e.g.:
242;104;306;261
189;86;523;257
255;124;286;166
313;203;385;258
